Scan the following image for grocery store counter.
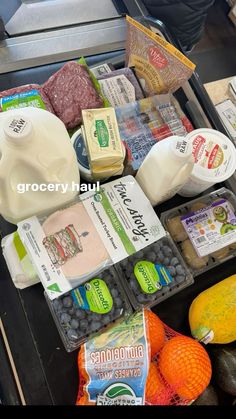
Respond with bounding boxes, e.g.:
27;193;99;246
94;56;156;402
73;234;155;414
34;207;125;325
0;10;235;406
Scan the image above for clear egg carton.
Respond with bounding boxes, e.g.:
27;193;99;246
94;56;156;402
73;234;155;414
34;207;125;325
160;187;236;277
45;267;133;352
115;234;193;310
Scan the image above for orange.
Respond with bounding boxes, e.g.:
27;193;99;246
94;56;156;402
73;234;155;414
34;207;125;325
144;309;165;358
145;362;171;405
159;336;212;400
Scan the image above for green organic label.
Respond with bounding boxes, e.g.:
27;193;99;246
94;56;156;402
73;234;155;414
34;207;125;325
47;283;61;292
98;189;136;255
13;231;27;261
72;279;113;313
96;120;109;147
134;261;162;294
1;89;46;111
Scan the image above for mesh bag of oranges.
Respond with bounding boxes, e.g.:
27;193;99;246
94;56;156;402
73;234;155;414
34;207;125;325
76;309;212;405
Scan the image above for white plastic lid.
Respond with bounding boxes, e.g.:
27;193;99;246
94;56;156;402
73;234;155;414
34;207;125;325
170;136;193;160
186;128;236;182
3;114;32;144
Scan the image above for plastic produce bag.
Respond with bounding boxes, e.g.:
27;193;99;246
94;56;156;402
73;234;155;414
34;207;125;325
125;16;196;95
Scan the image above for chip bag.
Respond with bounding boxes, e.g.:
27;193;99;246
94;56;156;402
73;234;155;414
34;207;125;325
125;16;196;95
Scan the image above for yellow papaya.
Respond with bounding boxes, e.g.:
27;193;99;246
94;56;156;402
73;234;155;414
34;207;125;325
189;275;236;344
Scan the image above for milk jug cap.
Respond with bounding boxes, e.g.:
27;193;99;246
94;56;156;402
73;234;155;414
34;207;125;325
170;136;193;160
3;114;32;144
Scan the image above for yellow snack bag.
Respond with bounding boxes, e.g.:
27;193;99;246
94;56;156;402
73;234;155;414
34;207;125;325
125;16;196;95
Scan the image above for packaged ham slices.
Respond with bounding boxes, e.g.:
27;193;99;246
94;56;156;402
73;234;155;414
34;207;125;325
125;16;196;96
42;62;104;129
0;84;54;113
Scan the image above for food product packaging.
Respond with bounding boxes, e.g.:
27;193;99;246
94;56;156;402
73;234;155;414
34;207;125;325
116;234;193;310
179;128;236;196
97;67;144;106
0;84;54;113
135;136;194;206
1;232;40;289
70;128;93;181
0;107;80;224
161;187;236;276
42;61;104;129
125;16;196;95
76;309;211;405
82;107;125;180
115;93;193;175
45;267;133;352
17;176;166;300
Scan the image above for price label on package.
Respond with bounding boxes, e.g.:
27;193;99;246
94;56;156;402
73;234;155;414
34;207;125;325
181;199;236;257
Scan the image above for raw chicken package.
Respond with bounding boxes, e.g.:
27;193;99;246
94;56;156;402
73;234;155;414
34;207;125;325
42;62;104;129
0;84;54;113
125;16;196;96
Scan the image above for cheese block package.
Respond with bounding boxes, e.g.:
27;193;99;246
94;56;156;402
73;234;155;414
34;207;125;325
17;176;166;300
125;16;196;95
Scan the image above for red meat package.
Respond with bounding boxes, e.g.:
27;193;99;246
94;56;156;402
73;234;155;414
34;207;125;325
42;62;104;129
0;84;54;113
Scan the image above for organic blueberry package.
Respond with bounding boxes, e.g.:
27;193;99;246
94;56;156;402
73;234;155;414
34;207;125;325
116;234;193;310
45;267;132;352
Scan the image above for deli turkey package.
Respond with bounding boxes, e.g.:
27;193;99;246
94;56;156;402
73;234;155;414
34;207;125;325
125;16;196;95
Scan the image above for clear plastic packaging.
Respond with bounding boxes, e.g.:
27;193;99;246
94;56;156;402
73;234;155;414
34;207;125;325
45;267;133;352
17;175;165;300
161;187;236;276
1;232;40;289
116;234;193;310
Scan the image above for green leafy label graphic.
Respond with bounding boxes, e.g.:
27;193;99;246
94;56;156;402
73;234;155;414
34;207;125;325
96;120;109;147
134;261;162;294
99;190;136;255
86;279;113;313
47;283;61;292
106;385;134;399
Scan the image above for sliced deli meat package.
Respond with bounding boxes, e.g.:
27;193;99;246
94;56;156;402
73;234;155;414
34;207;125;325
42;62;104;129
125;16;196;95
0;84;54;113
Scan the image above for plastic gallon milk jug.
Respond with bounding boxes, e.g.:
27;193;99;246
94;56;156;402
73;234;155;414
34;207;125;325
0;107;80;224
135;136;194;206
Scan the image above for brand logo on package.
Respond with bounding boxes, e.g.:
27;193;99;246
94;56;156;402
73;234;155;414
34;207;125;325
97;383;142;405
148;46;168;69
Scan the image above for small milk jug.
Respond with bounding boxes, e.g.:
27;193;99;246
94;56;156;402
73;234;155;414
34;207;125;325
135;136;194;206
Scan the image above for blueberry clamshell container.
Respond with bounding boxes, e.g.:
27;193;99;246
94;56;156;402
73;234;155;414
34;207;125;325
115;233;194;310
160;187;236;277
45;266;133;352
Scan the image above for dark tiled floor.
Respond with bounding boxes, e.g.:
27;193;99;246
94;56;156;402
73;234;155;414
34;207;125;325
190;0;236;83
